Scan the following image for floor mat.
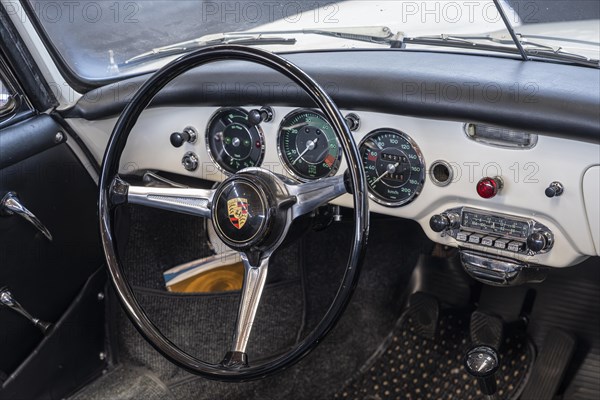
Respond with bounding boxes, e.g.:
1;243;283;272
334;309;534;400
71;365;175;400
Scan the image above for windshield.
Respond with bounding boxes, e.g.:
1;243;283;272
21;0;600;81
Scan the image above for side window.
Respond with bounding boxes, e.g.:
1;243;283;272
0;62;31;126
0;76;16;118
0;75;18;122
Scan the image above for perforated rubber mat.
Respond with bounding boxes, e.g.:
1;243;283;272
334;310;534;400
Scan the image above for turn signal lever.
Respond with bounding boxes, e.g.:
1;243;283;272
0;287;53;335
465;345;500;399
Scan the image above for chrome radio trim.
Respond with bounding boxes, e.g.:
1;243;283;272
438;207;554;256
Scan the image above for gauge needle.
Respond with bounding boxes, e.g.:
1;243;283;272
292;137;319;165
283;122;309;131
371;162;399;185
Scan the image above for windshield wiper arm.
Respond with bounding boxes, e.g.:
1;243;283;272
492;0;528;61
227;26;404;47
122;34;296;66
122;26;402;67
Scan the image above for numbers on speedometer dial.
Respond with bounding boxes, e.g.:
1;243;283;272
359;129;426;207
277;109;341;180
205;108;265;174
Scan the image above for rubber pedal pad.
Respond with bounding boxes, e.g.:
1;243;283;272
470;310;505;350
406;292;440;340
521;328;576;400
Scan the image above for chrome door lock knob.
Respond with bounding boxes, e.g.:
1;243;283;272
465;345;499;396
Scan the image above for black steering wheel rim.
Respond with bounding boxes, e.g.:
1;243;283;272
99;45;369;381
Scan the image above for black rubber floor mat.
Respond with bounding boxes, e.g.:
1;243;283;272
334;310;534;400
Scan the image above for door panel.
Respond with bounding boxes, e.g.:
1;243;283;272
0;115;102;375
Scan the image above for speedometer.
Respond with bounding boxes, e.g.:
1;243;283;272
206;108;265;174
277;109;341;181
359;129;425;207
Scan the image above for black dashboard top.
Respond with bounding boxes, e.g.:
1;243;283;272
65;50;600;143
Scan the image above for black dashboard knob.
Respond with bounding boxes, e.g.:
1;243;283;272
248;107;274;126
170;127;197;148
170;131;189;147
248;109;263;126
430;214;450;232
527;231;548;252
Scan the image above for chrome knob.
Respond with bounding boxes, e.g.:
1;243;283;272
181;152;199;172
465;345;499;396
545;181;564;198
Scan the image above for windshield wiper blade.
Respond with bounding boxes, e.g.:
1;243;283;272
405;34;600;68
122;35;296;66
404;34;522;56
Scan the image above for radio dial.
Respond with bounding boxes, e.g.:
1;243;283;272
527;231;552;252
429;212;460;232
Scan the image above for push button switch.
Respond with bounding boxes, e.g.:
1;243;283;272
508;241;526;252
481;236;496;247
456;231;470;242
468;234;484;244
494;238;510;249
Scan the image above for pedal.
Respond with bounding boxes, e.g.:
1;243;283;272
521;328;576;400
406;292;439;340
470;310;504;350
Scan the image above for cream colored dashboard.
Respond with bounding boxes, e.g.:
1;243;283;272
67;106;600;268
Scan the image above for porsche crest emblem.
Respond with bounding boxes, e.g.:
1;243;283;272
227;198;249;229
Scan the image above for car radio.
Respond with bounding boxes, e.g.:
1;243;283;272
429;207;554;256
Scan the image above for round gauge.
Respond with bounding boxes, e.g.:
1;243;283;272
206;108;265;174
277;109;341;180
359;129;425;207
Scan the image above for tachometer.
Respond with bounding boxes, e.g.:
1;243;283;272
359;129;425;207
277;109;341;180
206;108;265;174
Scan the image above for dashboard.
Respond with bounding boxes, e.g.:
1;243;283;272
68;104;600;270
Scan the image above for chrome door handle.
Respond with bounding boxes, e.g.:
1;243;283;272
1;192;53;241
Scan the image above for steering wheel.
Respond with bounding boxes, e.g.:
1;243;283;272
99;45;369;381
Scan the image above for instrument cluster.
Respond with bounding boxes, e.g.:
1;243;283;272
173;106;426;208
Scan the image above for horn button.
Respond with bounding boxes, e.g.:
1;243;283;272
212;178;273;249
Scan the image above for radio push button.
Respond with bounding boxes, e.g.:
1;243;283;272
508;241;526;252
456;231;470;242
468;234;484;244
481;236;496;247
493;238;510;249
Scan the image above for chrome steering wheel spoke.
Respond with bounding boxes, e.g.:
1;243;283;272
286;174;347;220
223;252;270;368
110;176;214;218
